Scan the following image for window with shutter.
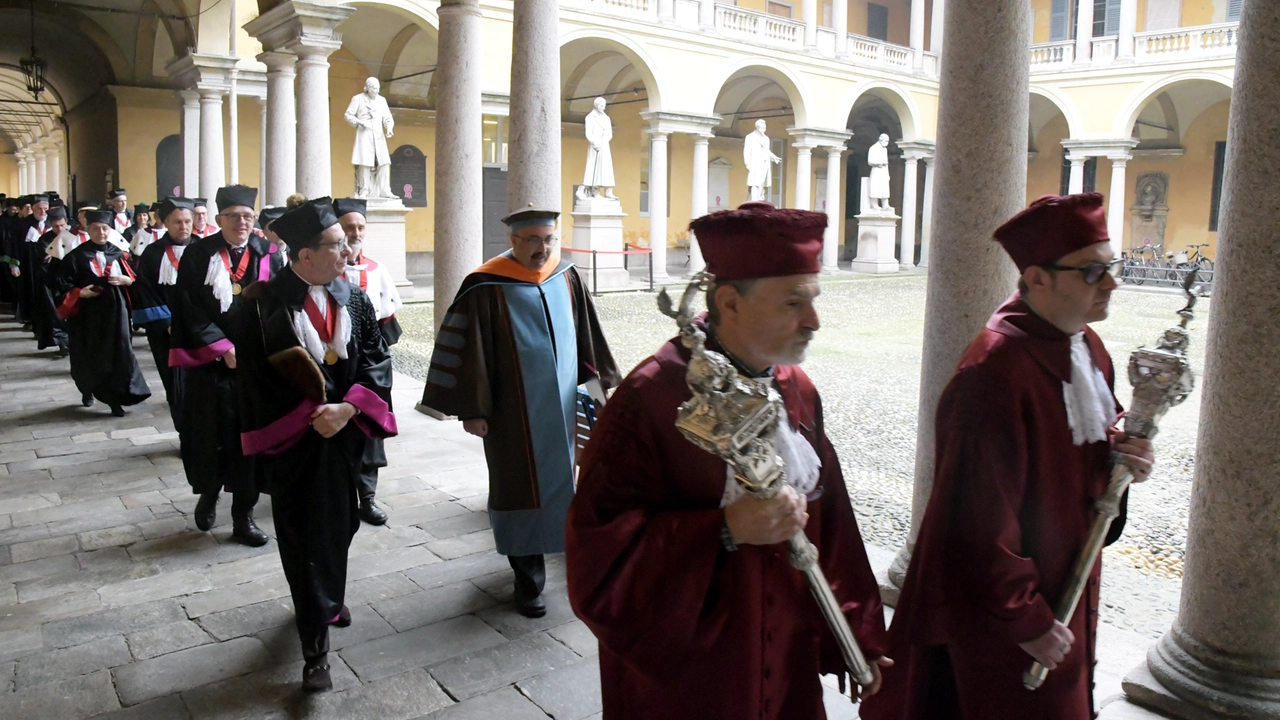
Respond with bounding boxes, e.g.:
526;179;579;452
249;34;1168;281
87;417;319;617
1050;0;1069;41
1227;0;1242;21
867;3;889;41
1210;141;1227;231
1094;0;1121;36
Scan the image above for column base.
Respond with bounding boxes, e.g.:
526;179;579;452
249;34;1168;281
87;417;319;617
1123;628;1280;720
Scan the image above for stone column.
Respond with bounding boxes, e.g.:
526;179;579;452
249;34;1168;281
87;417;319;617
228;72;240;184
179;90;200;196
910;0;927;71
793;145;812;211
804;0;818;49
1122;3;1280;717
648;130;670;279
259;51;297;206
699;0;715;29
834;0;849;55
16;153;28;194
1106;154;1129;256
507;0;561;214
1074;0;1094;65
198;87;226;201
689;133;710;273
34;144;48;194
292;44;339;198
47;139;63;197
433;0;484;330
258;98;268;198
887;0;1027;597
821;146;843;270
1068;155;1086;194
1117;0;1138;61
930;0;945;53
918;156;935;269
899;156;919;269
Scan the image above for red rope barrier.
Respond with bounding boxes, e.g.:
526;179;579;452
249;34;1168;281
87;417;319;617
560;246;652;256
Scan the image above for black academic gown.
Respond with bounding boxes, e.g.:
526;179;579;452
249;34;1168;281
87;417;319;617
169;231;287;497
133;237;190;424
13;218;47;324
30;230;68;350
236;269;396;638
53;241;150;407
0;214;18;306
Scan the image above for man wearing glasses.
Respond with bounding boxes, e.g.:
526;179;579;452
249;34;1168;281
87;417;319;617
169;185;287;547
419;205;619;619
862;193;1156;720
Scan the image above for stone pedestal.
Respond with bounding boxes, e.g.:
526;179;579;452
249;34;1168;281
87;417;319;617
364;198;412;296
570;197;629;290
851;213;901;274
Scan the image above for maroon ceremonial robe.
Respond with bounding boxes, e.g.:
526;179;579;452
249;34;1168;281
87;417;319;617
567;326;888;720
861;294;1125;720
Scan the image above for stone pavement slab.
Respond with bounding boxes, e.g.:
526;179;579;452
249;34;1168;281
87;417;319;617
516;658;603;720
113;636;273;705
429;631;579;701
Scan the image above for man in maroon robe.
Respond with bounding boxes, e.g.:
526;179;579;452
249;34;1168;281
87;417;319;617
567;201;890;719
860;193;1156;720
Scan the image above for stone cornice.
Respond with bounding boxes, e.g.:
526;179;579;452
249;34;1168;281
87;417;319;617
166;53;239;91
1061;137;1140;159
640;111;723;136
787;126;853;149
896;139;936;159
244;1;355;55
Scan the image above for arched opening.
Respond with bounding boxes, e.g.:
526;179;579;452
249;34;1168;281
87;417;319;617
843;89;909;262
710;67;804;211
1027;92;1076;201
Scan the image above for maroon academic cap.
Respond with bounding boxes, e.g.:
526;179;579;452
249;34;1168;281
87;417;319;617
689;202;825;282
993;193;1110;272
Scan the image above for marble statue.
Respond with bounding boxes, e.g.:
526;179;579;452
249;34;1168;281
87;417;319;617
743;119;782;202
344;77;396;199
578;97;617;201
867;133;892;213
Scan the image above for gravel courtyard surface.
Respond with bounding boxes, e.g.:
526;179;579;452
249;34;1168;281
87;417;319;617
395;275;1206;639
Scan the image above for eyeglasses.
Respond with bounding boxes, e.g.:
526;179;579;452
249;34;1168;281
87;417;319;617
219;212;256;224
318;239;351;250
1044;259;1123;285
513;233;558;247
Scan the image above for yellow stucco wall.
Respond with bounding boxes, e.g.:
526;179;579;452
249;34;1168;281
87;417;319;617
0;155;17;196
1028;112;1069;200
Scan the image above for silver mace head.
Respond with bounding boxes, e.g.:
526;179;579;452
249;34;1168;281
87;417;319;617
1124;269;1200;441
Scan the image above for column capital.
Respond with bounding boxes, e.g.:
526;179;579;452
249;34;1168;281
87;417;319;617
244;0;354;55
166;53;237;92
640;110;721;136
257;50;297;74
788;126;852;150
897;139;936;160
177;88;201;107
1061;137;1139;161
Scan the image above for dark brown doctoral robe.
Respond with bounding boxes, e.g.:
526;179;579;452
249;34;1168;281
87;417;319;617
419;251;618;557
566;323;888;720
861;293;1127;720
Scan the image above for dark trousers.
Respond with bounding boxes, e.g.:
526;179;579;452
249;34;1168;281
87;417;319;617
182;362;259;512
357;437;386;500
509;554;546;602
143;323;185;430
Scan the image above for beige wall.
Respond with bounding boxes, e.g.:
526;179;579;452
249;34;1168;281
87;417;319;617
114;88;180;204
0;154;17;196
68;89;119;205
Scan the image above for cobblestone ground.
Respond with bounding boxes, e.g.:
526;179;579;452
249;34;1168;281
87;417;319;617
398;274;1202;640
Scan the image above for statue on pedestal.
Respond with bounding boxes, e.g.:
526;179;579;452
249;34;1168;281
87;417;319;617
578;97;617;202
344;78;396;199
867;133;892;213
743;119;781;202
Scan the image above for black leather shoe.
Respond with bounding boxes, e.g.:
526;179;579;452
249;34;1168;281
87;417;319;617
358;497;388;526
54;348;69;358
81;392;93;408
331;605;352;628
194;493;218;532
231;512;269;547
516;594;546;619
109;405;125;417
302;659;332;692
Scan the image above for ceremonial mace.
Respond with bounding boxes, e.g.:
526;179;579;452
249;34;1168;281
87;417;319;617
1024;270;1200;691
658;273;876;691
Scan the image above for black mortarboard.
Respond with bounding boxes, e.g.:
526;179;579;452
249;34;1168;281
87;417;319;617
84;210;114;226
157;197;195;221
107;188;127;199
76;202;98;212
134;203;150;214
47;206;67;222
501;205;560;230
271;197;338;247
215;185;257;212
258;206;287;229
31;194;49;205
193;198;208;208
4;198;17;207
332;197;367;219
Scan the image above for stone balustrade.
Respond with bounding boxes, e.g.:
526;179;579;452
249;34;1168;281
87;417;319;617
1136;22;1238;60
848;33;913;69
1029;41;1075;71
